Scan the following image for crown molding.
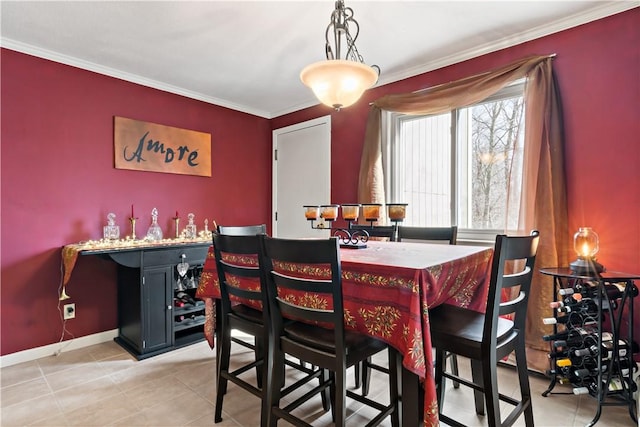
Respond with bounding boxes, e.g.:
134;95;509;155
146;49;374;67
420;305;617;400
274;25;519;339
376;2;638;89
0;38;271;119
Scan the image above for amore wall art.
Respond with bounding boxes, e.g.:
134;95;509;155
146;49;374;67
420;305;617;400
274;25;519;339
114;116;211;177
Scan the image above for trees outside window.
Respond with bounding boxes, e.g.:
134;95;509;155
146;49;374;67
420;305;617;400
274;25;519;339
386;83;524;241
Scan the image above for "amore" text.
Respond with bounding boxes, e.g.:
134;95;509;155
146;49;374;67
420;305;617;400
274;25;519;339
123;131;199;166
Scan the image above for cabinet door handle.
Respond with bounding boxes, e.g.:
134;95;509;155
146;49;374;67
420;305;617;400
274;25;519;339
167;305;172;310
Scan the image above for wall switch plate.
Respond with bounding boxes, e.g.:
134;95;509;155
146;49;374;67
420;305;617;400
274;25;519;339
63;303;76;320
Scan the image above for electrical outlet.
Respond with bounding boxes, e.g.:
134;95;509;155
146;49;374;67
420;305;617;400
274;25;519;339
63;303;76;320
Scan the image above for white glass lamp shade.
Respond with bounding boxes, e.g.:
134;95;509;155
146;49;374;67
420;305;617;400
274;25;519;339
300;59;378;110
573;227;599;258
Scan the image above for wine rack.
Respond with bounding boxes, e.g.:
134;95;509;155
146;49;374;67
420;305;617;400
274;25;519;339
540;268;639;426
173;264;206;344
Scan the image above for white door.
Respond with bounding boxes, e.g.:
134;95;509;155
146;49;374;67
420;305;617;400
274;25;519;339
273;116;331;238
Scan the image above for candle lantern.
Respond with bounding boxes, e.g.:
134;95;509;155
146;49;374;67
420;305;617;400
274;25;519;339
387;203;408;222
362;203;382;222
569;227;604;274
304;205;320;221
341;204;361;221
320;204;340;221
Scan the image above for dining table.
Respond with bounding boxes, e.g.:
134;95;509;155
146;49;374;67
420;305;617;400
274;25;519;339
196;239;493;426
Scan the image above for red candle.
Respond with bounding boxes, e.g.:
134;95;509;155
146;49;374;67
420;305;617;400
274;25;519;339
131;204;134;218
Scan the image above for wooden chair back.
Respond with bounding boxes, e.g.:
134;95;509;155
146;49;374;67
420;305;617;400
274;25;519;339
397;225;458;244
212;232;266;317
485;230;540;356
259;236;346;356
217;224;267;236
348;224;397;241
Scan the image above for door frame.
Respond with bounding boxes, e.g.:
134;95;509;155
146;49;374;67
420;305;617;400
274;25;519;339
272;115;331;237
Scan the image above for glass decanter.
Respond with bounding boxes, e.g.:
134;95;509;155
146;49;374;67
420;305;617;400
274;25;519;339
184;213;197;239
103;212;120;240
145;208;163;241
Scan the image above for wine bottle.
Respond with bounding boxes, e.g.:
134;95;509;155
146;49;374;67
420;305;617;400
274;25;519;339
557;298;600;315
602;339;627;359
602;282;639;300
572;332;615;358
558;287;576;296
573;386;588;395
552;327;599;348
550;293;584;309
556;358;574;367
547;348;570;359
605;375;638;393
543;330;570;342
613;357;639;377
543;313;597;328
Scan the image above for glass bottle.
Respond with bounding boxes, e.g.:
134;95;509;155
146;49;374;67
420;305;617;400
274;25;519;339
146;208;163;241
184;213;197;239
103;212;120;240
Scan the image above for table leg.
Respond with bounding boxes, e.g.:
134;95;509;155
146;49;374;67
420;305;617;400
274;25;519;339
401;365;421;427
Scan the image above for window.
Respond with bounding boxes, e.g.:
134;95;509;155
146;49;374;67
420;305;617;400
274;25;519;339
384;82;525;242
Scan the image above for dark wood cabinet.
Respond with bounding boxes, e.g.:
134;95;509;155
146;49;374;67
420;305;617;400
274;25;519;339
96;242;210;359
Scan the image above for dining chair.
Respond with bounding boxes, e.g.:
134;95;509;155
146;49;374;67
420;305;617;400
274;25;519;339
212;232;327;426
429;230;540;427
217;223;267;236
260;235;400;427
348;223;398;391
359;225;461;396
215;224;268;371
348;223;397;241
395;226;460;388
397;225;458;244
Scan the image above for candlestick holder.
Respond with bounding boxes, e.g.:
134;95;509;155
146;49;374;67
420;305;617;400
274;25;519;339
129;217;138;240
173;217;180;239
305;204;370;248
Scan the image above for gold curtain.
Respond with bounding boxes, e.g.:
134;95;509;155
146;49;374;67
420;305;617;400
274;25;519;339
357;54;569;371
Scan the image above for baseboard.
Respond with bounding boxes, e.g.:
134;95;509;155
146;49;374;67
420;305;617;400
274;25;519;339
0;329;118;368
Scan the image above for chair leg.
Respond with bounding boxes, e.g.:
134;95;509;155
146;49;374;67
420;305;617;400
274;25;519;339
480;357;500;427
434;349;446;411
320;368;331;411
329;371;337;422
335;367;347;427
449;352;460;389
260;342;271;427
255;336;263;388
471;359;485;416
515;341;534;427
214;325;232;422
388;347;400;427
354;361;362;389
265;343;285;427
362;356;372;396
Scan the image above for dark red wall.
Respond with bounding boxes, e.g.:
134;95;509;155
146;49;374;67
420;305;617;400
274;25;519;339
1;50;272;355
272;9;640;273
2;9;638;356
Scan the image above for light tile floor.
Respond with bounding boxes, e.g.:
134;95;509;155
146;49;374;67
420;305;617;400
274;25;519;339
1;338;637;426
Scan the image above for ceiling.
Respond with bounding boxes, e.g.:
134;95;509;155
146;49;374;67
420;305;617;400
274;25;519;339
1;1;635;118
